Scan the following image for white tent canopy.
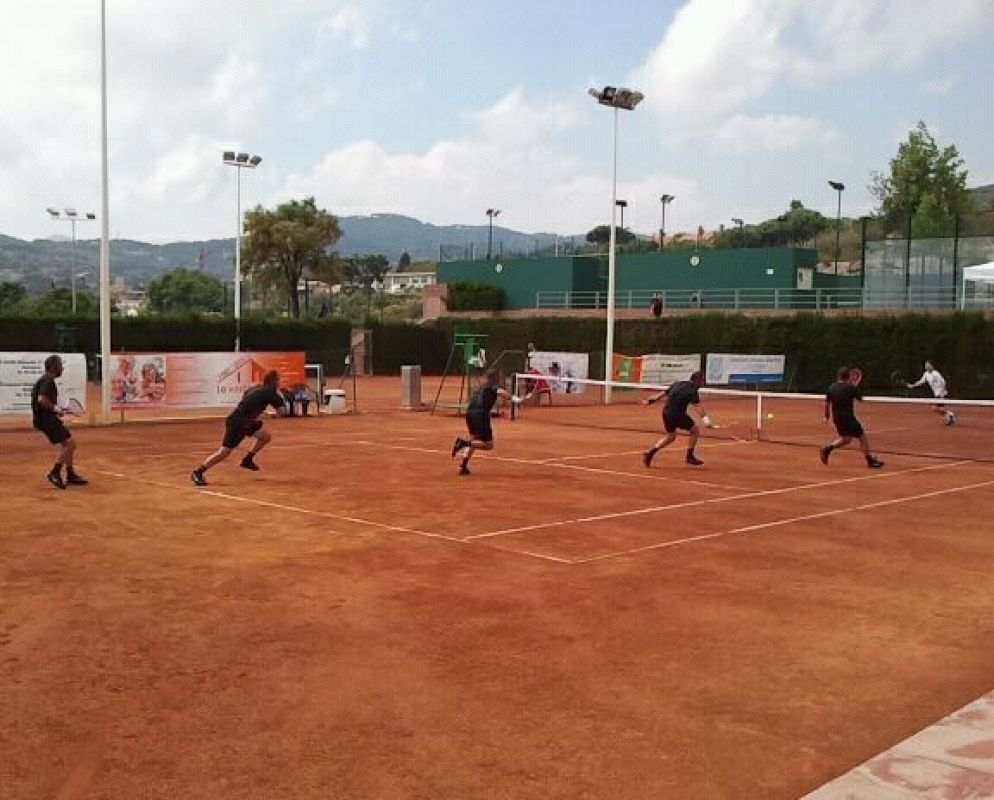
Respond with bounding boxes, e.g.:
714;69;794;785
960;262;994;309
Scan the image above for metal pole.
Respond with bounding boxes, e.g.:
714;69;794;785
905;210;913;308
659;200;664;250
71;219;77;315
99;0;111;423
952;214;960;310
235;165;242;352
487;214;493;260
859;216;868;306
834;188;842;275
604;106;618;403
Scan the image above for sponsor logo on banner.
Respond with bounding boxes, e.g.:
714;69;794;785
0;353;87;415
612;354;701;386
706;354;785;385
109;352;306;410
528;351;588;393
640;354;701;385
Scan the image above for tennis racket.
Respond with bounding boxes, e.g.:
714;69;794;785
890;369;912;396
60;398;85;416
848;366;864;387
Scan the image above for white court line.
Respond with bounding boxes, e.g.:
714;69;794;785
349;440;750;492
467;460;973;540
95;468;572;565
96;469;453;541
576;475;994;563
539;438;752;463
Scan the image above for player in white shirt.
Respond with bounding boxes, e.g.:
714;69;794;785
907;361;956;425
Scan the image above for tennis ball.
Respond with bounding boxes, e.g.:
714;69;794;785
766;413;775;420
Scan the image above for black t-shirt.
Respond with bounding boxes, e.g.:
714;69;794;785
233;384;283;419
827;381;861;422
467;384;499;413
664;381;700;417
31;375;58;423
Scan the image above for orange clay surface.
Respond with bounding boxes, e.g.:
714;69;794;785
2;376;993;799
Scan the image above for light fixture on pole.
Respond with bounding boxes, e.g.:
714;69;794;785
588;85;643;403
659;194;674;250
223;150;263;351
731;217;744;228
46;207;96;314
615;199;628;238
486;208;501;260
828;180;845;275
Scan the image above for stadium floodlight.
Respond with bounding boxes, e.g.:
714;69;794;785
829;181;845;275
589;84;643;402
46;206;96;314
486;208;501;260
223;149;264;351
731;217;744;228
659;194;675;250
616;199;628;234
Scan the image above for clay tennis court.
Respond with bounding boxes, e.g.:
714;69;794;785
3;376;994;799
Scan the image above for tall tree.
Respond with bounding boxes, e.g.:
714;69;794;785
398;251;412;270
585;225;636;246
871;121;974;236
147;268;224;313
344;254;391;316
241;197;342;318
0;281;27;311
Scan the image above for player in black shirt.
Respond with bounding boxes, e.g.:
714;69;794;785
191;370;284;486
451;370;519;475
642;370;712;467
32;355;87;489
820;367;883;468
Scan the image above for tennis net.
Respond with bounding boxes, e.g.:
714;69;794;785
511;373;994;462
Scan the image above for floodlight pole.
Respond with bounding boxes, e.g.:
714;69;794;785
829;181;845;275
659;194;674;250
590;85;643;403
224;152;262;351
606;106;619;401
99;0;111;422
486;208;500;260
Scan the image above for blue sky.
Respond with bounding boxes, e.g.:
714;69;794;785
1;0;992;243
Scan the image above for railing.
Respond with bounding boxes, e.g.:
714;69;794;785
534;287;994;311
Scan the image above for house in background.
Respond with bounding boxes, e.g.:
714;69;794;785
381;268;436;295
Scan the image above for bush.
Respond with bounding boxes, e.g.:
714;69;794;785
447;282;505;311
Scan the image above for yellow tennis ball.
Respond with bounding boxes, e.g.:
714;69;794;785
766;413;774;420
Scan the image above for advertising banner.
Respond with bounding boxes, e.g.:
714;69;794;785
705;353;785;385
0;353;87;415
527;351;588;393
639;354;702;385
109;352;306;410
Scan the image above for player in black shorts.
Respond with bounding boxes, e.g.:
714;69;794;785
191;370;284;486
820;367;884;468
642;370;712;467
451;369;519;475
32;355;87;489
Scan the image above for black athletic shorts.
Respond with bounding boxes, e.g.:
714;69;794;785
223;415;264;449
834;417;864;438
663;412;695;434
34;416;71;445
465;410;493;443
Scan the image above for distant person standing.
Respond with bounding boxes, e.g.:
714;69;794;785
650;294;663;319
31;355;87;489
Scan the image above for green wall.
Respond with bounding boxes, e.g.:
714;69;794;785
438;249;819;309
617;248;817;292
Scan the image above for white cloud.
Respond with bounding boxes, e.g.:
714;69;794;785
321;3;386;49
276;91;702;235
631;0;992;137
711;114;841;154
922;76;957;96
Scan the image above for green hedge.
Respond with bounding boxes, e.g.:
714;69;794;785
446;282;506;311
4;312;994;393
430;313;994;396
